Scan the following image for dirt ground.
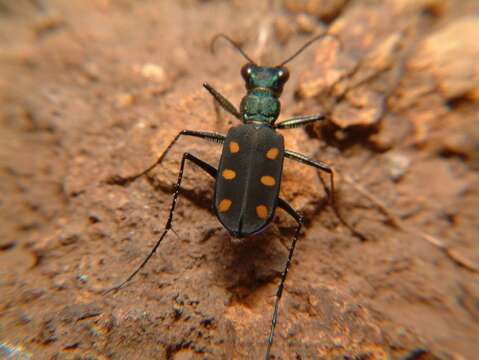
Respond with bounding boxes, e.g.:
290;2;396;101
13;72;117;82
1;1;478;359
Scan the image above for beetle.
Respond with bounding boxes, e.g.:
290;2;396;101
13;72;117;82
106;33;363;359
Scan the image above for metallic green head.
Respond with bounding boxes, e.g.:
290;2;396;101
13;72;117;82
239;64;290;125
210;33;339;125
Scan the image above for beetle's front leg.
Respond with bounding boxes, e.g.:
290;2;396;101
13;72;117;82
203;83;242;120
274;113;326;129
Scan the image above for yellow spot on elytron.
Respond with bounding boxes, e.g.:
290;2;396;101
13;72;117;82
260;176;276;186
218;199;232;212
229;141;240;153
266;147;279;160
256;205;268;219
222;169;236;180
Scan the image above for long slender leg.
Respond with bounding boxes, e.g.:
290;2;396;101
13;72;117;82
274;113;326;130
284;150;366;241
105;153;217;294
107;130;224;185
265;198;303;360
203;83;242;120
213;97;224;131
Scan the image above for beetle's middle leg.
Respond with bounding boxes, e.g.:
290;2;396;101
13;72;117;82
105;152;217;294
107;130;224;186
264;198;303;360
284;149;367;241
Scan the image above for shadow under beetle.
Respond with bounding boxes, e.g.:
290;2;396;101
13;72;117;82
107;33;363;359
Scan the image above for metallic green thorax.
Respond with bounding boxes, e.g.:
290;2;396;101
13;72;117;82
239;64;289;125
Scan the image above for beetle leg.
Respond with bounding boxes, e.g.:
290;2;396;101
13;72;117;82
105;153;217;294
212;95;224;130
203;83;242;120
107;130;224;185
284;149;367;241
265;198;303;360
274;113;326;129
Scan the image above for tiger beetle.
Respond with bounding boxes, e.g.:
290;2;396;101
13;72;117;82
106;33;363;359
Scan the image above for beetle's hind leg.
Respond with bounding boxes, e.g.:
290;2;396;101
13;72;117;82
265;198;303;360
107;130;224;186
284;149;367;241
104;153;217;294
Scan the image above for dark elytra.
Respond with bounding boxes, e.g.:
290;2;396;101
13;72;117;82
105;33;363;359
214;124;285;237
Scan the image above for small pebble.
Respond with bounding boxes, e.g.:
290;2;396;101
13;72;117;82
385;152;410;181
296;13;317;33
141;63;166;83
115;93;134;108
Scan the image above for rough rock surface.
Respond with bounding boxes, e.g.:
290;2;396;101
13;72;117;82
0;1;478;359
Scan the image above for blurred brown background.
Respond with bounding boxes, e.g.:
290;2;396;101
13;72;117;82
0;0;478;359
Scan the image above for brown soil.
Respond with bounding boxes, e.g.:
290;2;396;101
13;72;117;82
1;1;478;359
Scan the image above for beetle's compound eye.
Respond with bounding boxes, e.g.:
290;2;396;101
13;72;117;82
241;63;254;80
277;67;289;83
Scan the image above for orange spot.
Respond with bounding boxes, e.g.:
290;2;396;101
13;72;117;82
222;169;236;180
256;205;268;219
266;147;279;160
229;141;240;153
218;199;232;212
260;176;276;186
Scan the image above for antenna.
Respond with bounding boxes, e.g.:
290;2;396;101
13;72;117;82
210;34;257;65
278;33;342;67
